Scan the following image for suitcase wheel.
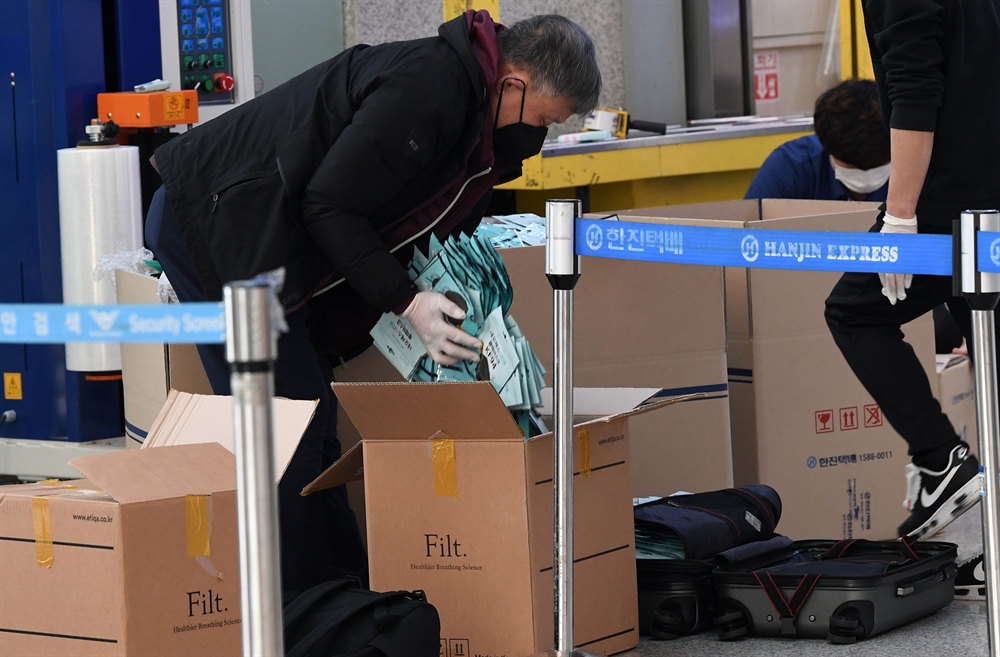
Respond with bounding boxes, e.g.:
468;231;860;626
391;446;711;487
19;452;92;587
719;625;748;641
827;614;864;644
649;606;685;641
714;609;749;641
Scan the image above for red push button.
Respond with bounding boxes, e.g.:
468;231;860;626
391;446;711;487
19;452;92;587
216;74;235;92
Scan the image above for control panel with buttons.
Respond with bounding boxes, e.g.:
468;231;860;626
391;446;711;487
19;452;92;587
176;0;234;105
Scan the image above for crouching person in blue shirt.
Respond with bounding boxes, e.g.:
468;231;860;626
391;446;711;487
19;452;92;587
745;80;890;202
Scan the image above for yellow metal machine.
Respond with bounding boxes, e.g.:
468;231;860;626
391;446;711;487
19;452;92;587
499;121;814;215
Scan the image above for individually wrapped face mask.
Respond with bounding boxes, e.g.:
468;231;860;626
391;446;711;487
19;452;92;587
831;157;891;194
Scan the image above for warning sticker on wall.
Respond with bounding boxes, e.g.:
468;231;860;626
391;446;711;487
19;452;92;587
754;51;779;101
4;372;22;400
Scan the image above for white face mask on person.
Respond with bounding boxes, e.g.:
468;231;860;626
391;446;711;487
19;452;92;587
830;157;891;194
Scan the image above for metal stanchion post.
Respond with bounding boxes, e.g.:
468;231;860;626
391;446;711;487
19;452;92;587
545;199;586;657
956;210;1000;657
224;282;284;657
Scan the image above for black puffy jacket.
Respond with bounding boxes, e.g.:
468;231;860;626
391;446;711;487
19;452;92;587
155;14;513;359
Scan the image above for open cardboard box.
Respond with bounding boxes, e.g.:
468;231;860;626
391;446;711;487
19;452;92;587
303;382;700;657
500;246;734;496
937;354;978;453
0;394;316;656
115;269;214;447
139;390;318;482
613;199;936;539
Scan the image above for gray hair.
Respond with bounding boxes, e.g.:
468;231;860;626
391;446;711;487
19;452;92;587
497;15;602;115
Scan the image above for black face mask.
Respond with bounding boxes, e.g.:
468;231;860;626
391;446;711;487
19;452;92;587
492;77;549;163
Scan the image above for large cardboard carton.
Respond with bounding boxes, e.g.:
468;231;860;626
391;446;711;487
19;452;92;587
0;443;242;657
332;346;405;547
936;354;978;451
304;382;691;657
115;269;213;447
618;200;937;539
500;246;734;495
0;394;315;657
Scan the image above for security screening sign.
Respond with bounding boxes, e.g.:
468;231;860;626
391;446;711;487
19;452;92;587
0;303;226;344
576;218;955;276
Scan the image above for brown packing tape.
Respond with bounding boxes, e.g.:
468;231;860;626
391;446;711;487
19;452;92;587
185;494;224;579
578;428;592;477
432;438;459;498
32;497;54;568
185;494;211;557
39;479;78;489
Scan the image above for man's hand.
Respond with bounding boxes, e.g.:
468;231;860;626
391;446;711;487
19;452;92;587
402;291;482;365
879;213;917;305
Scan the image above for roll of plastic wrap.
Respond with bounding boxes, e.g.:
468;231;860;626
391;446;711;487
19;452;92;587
58;145;143;371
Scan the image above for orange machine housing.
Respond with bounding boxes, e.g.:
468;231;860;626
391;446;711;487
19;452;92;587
98;90;199;128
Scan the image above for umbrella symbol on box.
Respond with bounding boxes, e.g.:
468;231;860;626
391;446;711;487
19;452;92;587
815;410;834;434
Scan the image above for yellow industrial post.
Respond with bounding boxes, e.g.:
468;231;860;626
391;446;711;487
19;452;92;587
444;0;500;22
839;0;875;80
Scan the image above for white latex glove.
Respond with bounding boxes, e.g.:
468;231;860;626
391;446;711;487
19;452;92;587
402;291;482;366
879;213;917;305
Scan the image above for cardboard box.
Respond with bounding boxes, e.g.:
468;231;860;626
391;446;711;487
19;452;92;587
0;394;315;656
617;200;937;539
140;390;319;483
0;443;242;656
936;354;978;451
332;346;405;547
500;246;734;495
304;383;692;656
115;269;213;448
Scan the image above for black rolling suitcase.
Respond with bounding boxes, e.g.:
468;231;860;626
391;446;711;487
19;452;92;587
712;537;958;644
634;486;782;639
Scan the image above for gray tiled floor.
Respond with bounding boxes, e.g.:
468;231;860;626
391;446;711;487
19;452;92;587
626;511;989;657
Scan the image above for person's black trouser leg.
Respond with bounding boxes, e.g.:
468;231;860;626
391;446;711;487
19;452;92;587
824;219;991;468
145;186;367;592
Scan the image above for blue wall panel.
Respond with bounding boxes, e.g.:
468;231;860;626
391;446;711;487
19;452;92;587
1;0;109;441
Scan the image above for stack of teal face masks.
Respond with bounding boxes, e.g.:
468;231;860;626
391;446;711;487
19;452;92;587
635;524;686;560
474;213;546;249
371;233;547;434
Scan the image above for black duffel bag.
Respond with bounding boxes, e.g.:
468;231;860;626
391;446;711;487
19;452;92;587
283;579;441;657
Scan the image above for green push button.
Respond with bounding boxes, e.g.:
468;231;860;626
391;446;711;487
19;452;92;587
203;78;214;92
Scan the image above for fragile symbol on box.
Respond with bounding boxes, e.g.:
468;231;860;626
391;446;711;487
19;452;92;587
815;409;834;434
840;407;859;431
864;404;883;428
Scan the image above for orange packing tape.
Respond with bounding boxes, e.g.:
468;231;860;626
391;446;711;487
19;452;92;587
32;497;54;568
432;438;459;498
185;495;211;558
578;428;592;477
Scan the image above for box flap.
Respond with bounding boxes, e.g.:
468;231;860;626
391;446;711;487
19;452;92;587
760;198;881;219
114;268;159;303
937;354;969;373
70;442;236;504
141;391;317;482
532;390;711;441
614;199;760;222
538;388;664;416
301;441;364;495
332;382;523;442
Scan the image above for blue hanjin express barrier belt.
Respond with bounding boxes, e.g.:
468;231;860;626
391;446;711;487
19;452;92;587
4;225;1000;345
578;219;1000;277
